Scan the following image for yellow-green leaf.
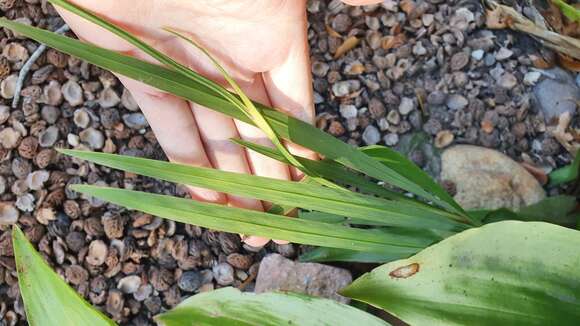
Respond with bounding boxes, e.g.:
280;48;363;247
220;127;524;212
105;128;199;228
155;287;389;326
12;226;116;326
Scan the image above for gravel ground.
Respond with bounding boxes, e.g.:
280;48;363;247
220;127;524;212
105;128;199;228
0;0;578;325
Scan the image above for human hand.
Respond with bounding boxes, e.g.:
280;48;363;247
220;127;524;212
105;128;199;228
56;0;380;247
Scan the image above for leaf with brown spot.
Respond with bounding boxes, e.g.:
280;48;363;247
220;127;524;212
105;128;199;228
342;221;580;324
389;263;420;279
334;36;360;59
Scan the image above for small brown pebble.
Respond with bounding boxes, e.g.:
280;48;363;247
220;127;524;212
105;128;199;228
46;49;68;68
0;203;19;225
149;267;174;292
0;57;10;79
219;233;241;255
105;290;124;319
86;240;108;266
18;137;39;159
102;212;126;239
84;217;105;237
65;231;86;252
34;149;55;169
44;189;66;207
65;265;89;285
35;207;55;225
327;120;345;136
226;253;253;270
63;200;81;219
451;52;470;71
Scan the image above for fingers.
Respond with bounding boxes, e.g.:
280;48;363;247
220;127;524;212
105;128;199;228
188;104;264;212
262;20;318;180
233;78;292;182
118;77;226;204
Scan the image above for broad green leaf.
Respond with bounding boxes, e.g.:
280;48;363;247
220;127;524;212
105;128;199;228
549;151;580;186
72;185;429;254
0;19;465;216
12;226;116;326
154;287;389;326
341;221;580;325
61;149;464;230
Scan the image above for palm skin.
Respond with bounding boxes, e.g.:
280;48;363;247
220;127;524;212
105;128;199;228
56;0;380;246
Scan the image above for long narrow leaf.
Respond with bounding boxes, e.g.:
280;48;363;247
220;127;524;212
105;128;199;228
12;226;116;326
232;138;408;200
72;185;428;255
300;227;448;263
361;145;471;221
0;18;465;216
61;149;464;230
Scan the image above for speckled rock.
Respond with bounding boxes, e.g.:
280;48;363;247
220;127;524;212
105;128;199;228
441;145;545;210
533;68;579;122
255;254;352;303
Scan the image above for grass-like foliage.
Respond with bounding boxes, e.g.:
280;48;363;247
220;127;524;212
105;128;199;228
3;0;580;325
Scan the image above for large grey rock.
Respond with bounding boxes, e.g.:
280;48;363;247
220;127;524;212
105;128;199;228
534;68;579;123
255;254;352;303
441;145;545;210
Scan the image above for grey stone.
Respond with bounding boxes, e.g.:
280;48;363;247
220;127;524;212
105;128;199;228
212;263;234;286
498;73;517;89
471;49;484;61
177;271;202;292
398;97;416;115
123;113;149;129
255;254;352;303
362;125;380;145
441;145;545;210
533;68;579;122
446;94;468;110
339;104;357;119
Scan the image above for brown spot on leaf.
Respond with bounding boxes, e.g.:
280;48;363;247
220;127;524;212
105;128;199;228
389;263;420;279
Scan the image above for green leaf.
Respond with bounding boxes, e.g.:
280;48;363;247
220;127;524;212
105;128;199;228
232;138;408;201
72;185;428;254
300;227;449;263
299;247;408;264
0;17;467;216
361;145;471;222
341;221;580;325
552;0;580;22
549;151;580;186
469;196;579;228
154;287;389;326
60;149;463;230
12;226;116;326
